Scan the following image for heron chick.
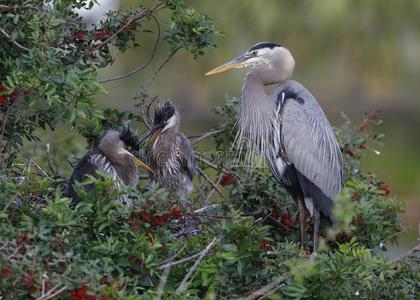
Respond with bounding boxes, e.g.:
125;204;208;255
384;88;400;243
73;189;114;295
68;127;152;207
146;101;196;203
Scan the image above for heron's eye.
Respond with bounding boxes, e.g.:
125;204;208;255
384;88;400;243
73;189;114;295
252;50;258;56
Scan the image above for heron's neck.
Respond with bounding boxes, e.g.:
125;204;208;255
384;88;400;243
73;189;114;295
236;74;279;164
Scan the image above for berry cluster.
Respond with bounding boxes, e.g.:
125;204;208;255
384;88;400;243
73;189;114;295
0;85;30;106
130;206;184;231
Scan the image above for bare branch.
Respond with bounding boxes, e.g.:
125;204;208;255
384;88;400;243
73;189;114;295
158;251;201;270
175;238;219;293
36;284;67;300
143;44;183;92
189;128;226;145
98;15;161;84
0;27;31;51
392;223;420;262
0;4;10;11
196;167;225;200
155;263;172;300
204;172;224;205
158;243;187;266
193;204;222;214
241;275;288;300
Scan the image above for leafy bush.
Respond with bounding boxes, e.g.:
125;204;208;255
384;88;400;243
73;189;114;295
1;1;418;299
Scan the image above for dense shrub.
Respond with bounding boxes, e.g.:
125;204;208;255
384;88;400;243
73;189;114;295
1;1;418;299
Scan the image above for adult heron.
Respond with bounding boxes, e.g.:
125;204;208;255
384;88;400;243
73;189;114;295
206;42;343;253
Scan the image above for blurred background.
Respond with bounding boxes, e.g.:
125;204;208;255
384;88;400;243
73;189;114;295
31;0;420;253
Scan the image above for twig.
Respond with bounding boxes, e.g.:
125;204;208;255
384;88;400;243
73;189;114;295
158;251;201;270
98;15;161;84
193;181;206;200
269;215;290;232
392;223;420;262
2;193;20;212
175;238;219;293
7;245;22;259
91;4;162;55
36;284;67;300
0;27;31;51
193;204;222;214
204;172;224;205
145;95;161;126
155;262;172;300
196;167;225;200
143;45;183;92
190;128;226;145
0;4;10;11
0;241;8;251
158;243;187;266
241;275;288;300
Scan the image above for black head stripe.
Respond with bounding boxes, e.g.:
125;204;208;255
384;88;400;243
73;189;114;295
154;101;176;125
119;126;141;150
248;42;281;52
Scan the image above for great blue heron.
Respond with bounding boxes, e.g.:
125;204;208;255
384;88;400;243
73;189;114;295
145;101;196;203
206;42;343;254
68;127;153;207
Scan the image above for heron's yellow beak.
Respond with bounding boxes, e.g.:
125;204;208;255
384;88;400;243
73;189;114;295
205;54;250;76
133;156;154;174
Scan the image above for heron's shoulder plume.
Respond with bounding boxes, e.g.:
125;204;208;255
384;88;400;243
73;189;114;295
154;101;176;125
248;42;281;52
119;126;140;150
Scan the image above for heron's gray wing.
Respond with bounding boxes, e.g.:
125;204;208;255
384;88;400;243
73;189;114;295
281;97;343;218
176;133;197;180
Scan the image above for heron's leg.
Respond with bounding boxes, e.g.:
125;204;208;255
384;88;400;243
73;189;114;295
312;206;321;255
296;196;306;250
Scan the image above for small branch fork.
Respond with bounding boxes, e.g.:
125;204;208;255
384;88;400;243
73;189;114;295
175;237;219;293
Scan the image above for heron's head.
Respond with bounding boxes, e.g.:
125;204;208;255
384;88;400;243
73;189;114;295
206;42;295;85
151;101;180;134
98;129;154;173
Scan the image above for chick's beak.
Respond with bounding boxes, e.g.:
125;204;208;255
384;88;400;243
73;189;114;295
125;150;154;174
133;156;155;174
205;53;252;76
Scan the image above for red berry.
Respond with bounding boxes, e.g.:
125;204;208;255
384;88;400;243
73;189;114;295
144;214;150;222
347;148;356;157
94;30;108;40
352;193;361;201
220;172;235;186
359;122;369;131
378;183;391;195
1;266;12;278
358;143;366;149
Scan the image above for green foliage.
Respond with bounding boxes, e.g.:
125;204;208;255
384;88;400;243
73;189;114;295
0;1;418;299
0;0;219;166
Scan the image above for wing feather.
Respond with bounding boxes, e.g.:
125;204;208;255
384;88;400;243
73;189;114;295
280;89;343;219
